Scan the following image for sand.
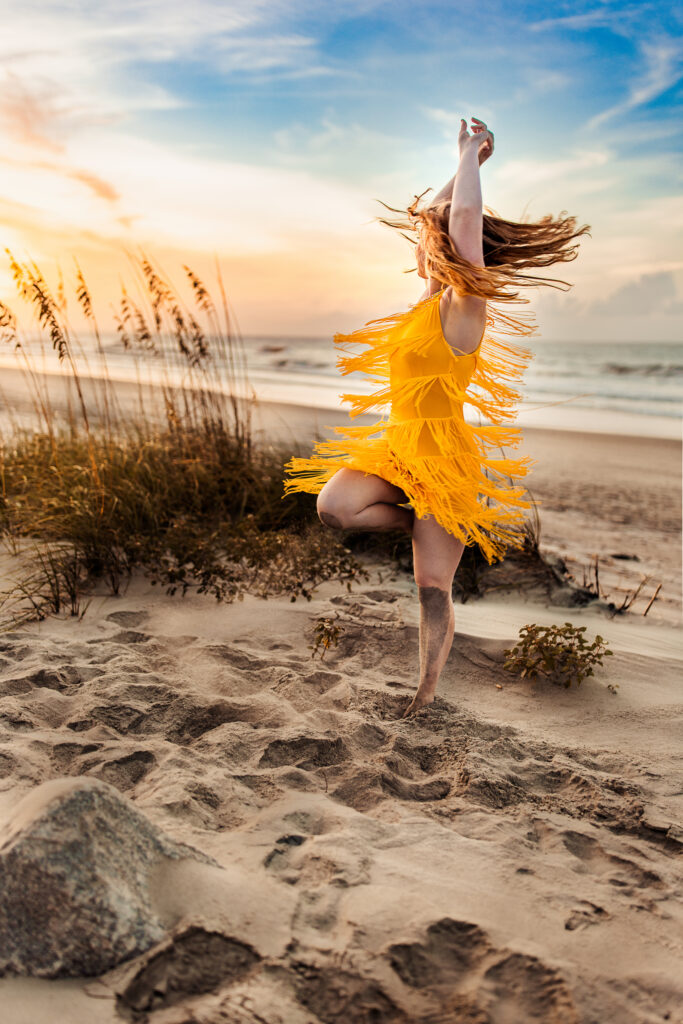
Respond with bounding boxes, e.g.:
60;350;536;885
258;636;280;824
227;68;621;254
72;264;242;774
0;381;681;1023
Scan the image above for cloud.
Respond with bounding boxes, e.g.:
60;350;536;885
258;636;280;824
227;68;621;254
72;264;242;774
527;4;683;133
490;148;611;189
581;270;682;317
529;9;635;33
0;2;349;178
423;105;498;139
0;124;380;256
1;1;336;94
211;31;319;72
0;70;186;159
272;116;407;183
0;154;119;203
509;67;573;101
586;38;683;131
0;74;67;154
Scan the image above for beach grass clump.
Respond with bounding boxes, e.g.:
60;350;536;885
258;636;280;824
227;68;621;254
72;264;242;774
502;622;614;689
0;428;366;625
0;252;366;627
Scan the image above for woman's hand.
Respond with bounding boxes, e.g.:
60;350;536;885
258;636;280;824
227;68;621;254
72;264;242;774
458;116;494;165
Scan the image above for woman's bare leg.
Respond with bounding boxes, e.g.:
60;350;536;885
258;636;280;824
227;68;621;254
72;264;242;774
318;470;466;716
317;467;414;534
403;514;466;718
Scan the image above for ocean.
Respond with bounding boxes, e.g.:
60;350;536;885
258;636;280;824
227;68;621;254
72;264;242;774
0;334;681;440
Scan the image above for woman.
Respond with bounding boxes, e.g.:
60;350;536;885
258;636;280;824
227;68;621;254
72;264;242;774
283;116;590;718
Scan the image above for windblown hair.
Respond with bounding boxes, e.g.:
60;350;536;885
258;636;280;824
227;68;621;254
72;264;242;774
378;189;592;303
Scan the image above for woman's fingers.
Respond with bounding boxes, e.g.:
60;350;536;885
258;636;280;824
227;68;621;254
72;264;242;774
470;117;491;138
460;116;495;160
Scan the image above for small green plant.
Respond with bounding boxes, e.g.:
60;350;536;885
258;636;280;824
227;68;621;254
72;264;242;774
309;615;345;660
503;621;614;689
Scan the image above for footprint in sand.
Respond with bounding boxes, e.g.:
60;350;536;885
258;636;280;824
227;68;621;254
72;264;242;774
116;926;260;1017
560;829;664;890
105;609;151;628
564;900;609;930
388;917;579;1023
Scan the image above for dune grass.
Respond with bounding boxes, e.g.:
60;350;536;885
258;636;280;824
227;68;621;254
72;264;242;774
0;251;370;627
0;249;572;630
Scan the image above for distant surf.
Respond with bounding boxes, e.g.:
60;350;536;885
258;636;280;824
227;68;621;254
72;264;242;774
0;334;680;440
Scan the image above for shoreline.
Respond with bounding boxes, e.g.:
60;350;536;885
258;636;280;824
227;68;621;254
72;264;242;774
0;362;679;442
263;399;680;624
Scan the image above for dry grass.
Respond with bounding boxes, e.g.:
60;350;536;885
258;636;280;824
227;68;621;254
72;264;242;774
0;251;366;628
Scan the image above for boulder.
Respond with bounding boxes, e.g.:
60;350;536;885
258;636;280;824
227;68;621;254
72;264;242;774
0;776;218;978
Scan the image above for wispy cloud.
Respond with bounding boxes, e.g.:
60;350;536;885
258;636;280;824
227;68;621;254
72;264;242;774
0;75;68;154
529;8;636;33
1;1;336;96
586;38;683;131
491;148;611;189
507;67;573;104
1;126;376;253
273;116;407;184
423;105;498;137
528;4;683;132
0;154;119;203
211;31;319;73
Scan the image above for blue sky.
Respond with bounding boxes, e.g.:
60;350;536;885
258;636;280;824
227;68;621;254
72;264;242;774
0;0;681;340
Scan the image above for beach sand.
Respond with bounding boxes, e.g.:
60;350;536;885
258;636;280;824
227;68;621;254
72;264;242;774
0;376;681;1023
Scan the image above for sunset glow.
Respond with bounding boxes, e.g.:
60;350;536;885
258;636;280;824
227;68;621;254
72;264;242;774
1;1;681;341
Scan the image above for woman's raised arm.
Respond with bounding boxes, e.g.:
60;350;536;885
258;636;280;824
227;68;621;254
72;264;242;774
439;118;493;351
448;118;492;268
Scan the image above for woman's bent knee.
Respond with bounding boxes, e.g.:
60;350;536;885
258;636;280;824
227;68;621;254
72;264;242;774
318;507;346;530
316;494;347;530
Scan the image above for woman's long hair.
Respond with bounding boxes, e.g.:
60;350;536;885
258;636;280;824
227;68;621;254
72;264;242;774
378;189;592;303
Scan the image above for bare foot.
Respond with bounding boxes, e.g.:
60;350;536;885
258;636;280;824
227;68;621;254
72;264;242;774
402;689;435;718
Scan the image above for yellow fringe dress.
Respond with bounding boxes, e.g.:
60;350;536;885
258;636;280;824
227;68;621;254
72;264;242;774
282;287;540;565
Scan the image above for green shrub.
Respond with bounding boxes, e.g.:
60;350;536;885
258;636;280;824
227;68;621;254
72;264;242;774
503;621;614;689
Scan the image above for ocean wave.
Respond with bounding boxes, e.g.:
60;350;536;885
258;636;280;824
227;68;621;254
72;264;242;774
602;362;683;377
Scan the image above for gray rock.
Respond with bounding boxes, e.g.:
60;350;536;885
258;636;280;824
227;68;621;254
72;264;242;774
0;776;219;978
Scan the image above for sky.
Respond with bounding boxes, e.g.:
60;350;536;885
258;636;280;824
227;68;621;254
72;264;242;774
0;0;681;342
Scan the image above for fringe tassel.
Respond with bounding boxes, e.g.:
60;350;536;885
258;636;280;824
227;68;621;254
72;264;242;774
282;288;541;564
